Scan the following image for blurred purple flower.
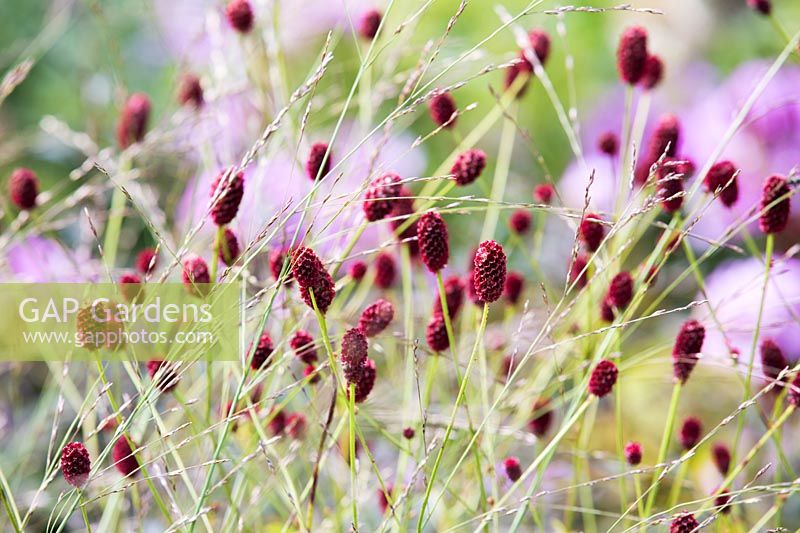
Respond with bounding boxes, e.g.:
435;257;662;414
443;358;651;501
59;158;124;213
696;257;800;369
4;236;101;282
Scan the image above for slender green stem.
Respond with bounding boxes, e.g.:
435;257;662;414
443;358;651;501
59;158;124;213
209;225;224;283
348;382;358;531
643;381;681;517
667;460;688;509
615;384;629;517
417;303;489;532
79;492;91;532
103;157;131;270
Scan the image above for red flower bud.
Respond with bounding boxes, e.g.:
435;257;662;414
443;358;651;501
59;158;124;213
672;319;705;384
249;333;274;370
588;359;618;397
616;26;648;85
569;254;589;289
117;93;150;149
429;90;458;129
218;228;240;266
451;149;487;186
135;248;158;275
788;373;800;407
226;0;254;33
306;142;332;181
533;183;554;204
373;251;397;289
60;442;91;487
177;73;203;108
8;167;39;210
403;427;415;439
358;299;395;337
669;512;699;533
640;54;664;90
605;271;633;310
290;329;318;364
503;456;522;482
578;213;605;252
363;172;402;222
434;274;465;319
759;174;791;234
286;413;307;440
147;359;179;392
269;247;292;283
656;159;685;213
112;435;139;477
760;338;788;384
678;416;702;450
503;271;525;305
624;441;643;465
182;255;211;294
346;358;376;403
291;247;336;313
348;260;367;281
341;327;368;368
711;442;730;475
210;169;244;225
528;397;553;437
426;312;449;352
509;209;532;235
358;9;382;40
304;364;321;384
598;131;619;156
417;211;449;272
648;114;680;161
473;240;507;303
703;160;738;207
747;0;771;15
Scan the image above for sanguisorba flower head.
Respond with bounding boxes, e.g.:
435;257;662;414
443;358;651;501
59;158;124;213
588;359;618;398
760;338;788;383
505;29;551;95
182;255;211;295
116;93;150;149
373;251;397;289
112;435;139;477
503;271;525;306
503;456;522;482
136;247;158;275
60;442;91;488
348;260;367;281
363;172;402;221
747;0;771;15
358;9;382;40
578;212;605;252
759;174;791;234
358;299;395;337
147;359;179;392
8;167;39;210
218;228;240;266
597;132;619;156
428;90;458;129
624;441;643;466
703;160;738;207
568;254;589;289
528;397;553;437
341;327;368;369
669;512;699;533
648;114;681;160
640;54;664;90
269;247;292;283
509;209;532;235
616;26;648;85
341;328;376;404
533;183;554;204
426;312;449;352
605;271;633;310
451;149;487;186
672;319;705;384
119;272;142;302
226;0;254;33
177;73;203;108
678;416;702;450
473;240;507;304
291;247;336;314
711;442;731;475
249;333;274;370
306;142;332;181
433;274;465;319
290;330;317;364
788;373;800;407
417;211;449;272
656;159;685;213
209;168;244;225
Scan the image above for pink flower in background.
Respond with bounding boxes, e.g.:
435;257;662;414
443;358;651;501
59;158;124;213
697;258;800;369
3;236;101;282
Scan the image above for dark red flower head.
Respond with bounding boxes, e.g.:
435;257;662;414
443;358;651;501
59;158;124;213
210;168;244;225
568;254;589;290
286;413;307;440
373;251;397;289
711;442;731;475
503;456;522;482
669;512;699;533
117;93;150;148
291;247;336;313
605;271;633;310
268;409;287;436
466;270;485;307
715;489;732;514
417;211;449;272
60;442;91;487
588;359;618;397
112;435;139;477
509;209;532;235
600;299;616;322
269;247;292;283
640;54;664;90
760;338;788;383
678;416;702;450
648;114;681;160
358;9;382;40
578;213;605;252
177;73;204;108
226;0;254;33
598;131;619;156
359;299;395;337
136;248;158;275
747;0;771;15
788;373;800;407
759;174;791;234
533;183;555;204
389;186;419;256
403;427;415;439
624;441;643;466
526;29;551;66
348;260;367;281
363;172;403;222
306;142;332;181
617;26;648;85
304;364;321;384
434;274;465;319
119;272;142;302
426;312;449;352
346;358;377;403
451;149;487;186
429;90;458;129
528;397;553;437
672;319;705;384
182;255;211;293
378;485;393;514
473;240;507;303
290;330;318;364
503;271;525;306
504;29;550;97
249;333;274;370
219;227;240;266
703;160;738;207
147;359;179;392
657;159;685;213
8;167;39;210
341;327;368;368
